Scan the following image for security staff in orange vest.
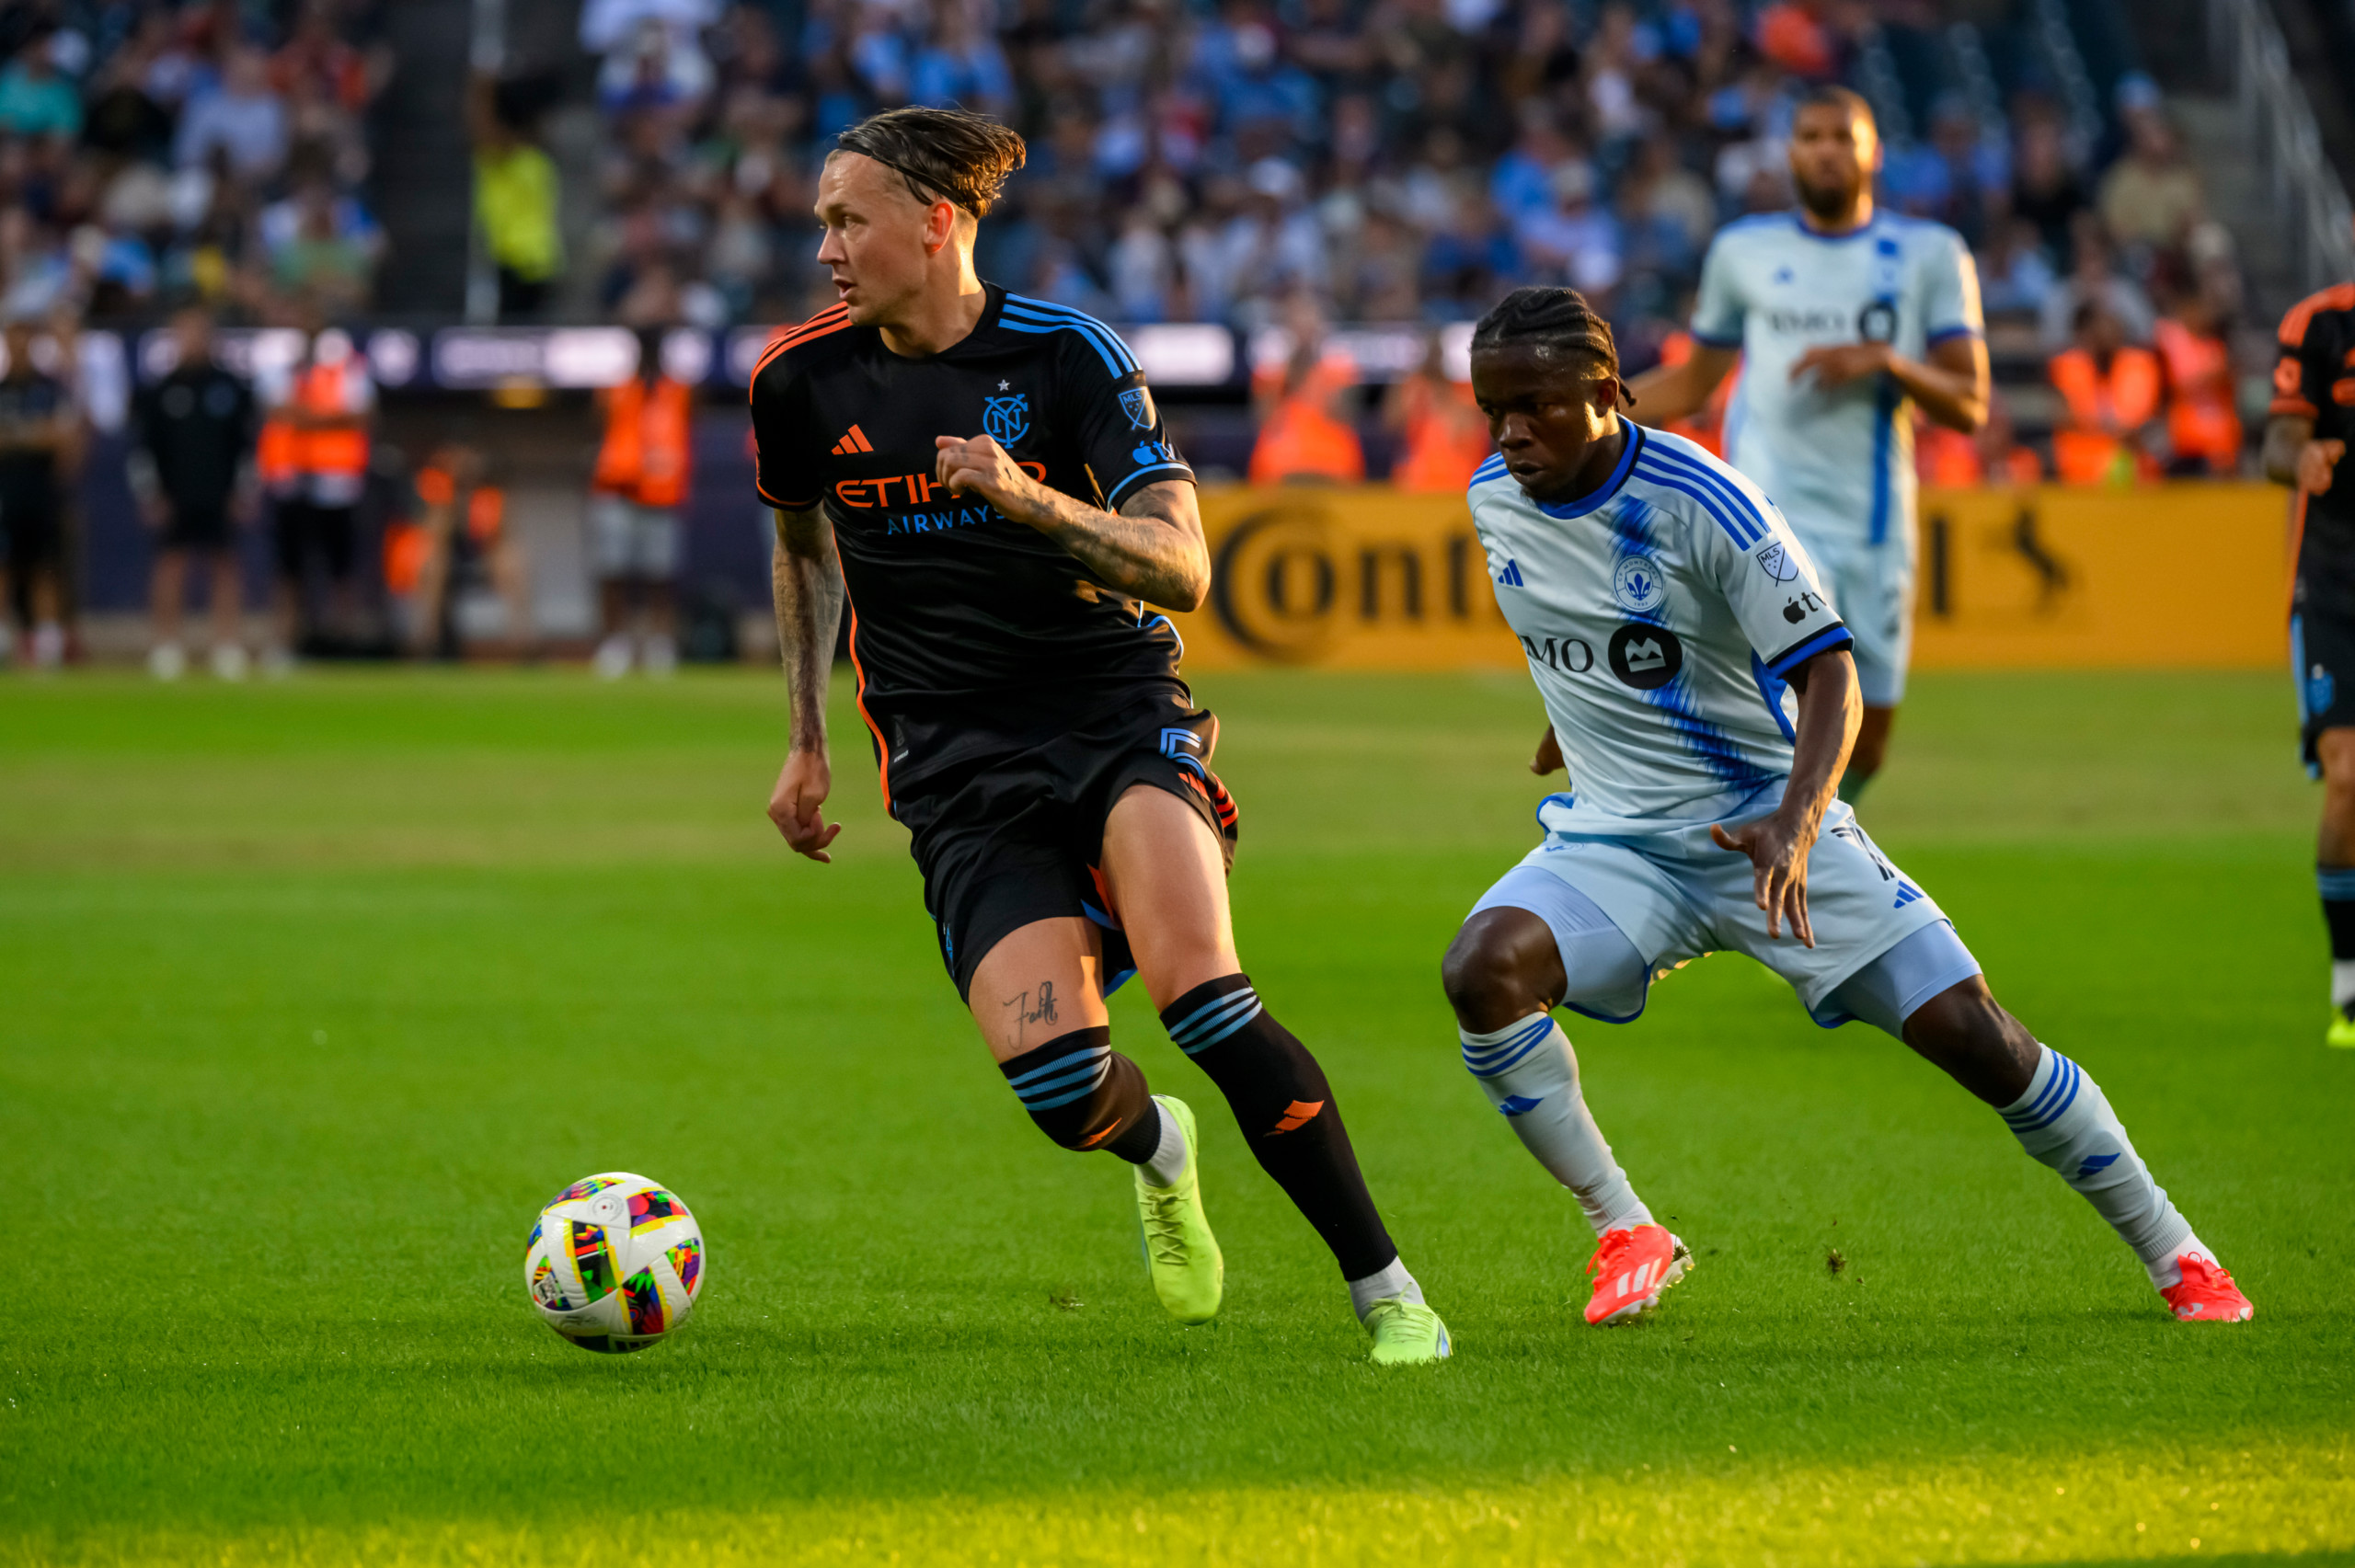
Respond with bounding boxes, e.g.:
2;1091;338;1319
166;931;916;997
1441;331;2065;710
258;322;374;666
2153;292;2243;475
1247;340;1364;486
391;442;535;660
1384;339;1491;492
589;326;694;677
2049;300;2160;486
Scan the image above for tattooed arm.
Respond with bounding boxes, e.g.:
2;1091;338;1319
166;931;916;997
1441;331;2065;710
765;503;846;862
931;433;1208;611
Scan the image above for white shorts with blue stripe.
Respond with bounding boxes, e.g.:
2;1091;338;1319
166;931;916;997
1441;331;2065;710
1476;797;1967;1025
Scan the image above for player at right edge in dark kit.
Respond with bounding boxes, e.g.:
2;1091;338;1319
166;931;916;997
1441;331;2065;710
2265;266;2355;1050
752;108;1448;1363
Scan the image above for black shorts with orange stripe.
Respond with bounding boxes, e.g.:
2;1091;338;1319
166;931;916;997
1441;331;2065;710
2275;282;2355;617
893;685;1239;1001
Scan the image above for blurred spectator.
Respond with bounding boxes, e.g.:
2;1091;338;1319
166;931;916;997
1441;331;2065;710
132;305;256;681
2152;288;2242;476
391;443;535;659
173;45;289;185
0;31;82;139
2097;111;2203;254
1515;162;1622;301
589;327;692;678
470;71;565;320
2008;112;2087;271
1915;392;2042;486
259;170;383;313
1249;328;1363;485
2039;216;2154;350
1385;337;1491;490
0;314;77;669
2049;299;2160;486
258;323;374;664
1977;217;2057;319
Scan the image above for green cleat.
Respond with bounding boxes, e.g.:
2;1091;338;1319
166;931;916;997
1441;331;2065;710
1135;1095;1223;1324
1364;1298;1452;1365
2329;1013;2355;1050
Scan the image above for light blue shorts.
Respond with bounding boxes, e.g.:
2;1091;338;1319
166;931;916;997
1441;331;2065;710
1804;532;1913;707
1466;805;1981;1038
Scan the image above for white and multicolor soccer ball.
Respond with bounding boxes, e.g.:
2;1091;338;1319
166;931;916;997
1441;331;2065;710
524;1172;705;1354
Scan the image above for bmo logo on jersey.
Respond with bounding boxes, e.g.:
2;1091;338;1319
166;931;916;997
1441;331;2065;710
1608;624;1683;689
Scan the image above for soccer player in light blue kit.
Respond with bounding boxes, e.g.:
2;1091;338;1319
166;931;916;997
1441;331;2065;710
1440;286;2253;1326
1632;86;1988;800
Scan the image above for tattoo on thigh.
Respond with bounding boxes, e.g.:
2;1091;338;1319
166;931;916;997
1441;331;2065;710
1002;980;1060;1046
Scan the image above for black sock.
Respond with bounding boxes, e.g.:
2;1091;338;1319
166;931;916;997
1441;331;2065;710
1160;974;1397;1279
2320;866;2355;1016
997;1025;1163;1161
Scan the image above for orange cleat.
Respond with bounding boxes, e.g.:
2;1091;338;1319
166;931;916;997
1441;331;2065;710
2160;1254;2253;1322
1583;1223;1692;1326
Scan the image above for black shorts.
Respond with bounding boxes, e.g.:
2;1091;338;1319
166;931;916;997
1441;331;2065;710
2295;606;2355;772
274;499;356;580
1;486;60;573
161;500;232;551
894;691;1241;1001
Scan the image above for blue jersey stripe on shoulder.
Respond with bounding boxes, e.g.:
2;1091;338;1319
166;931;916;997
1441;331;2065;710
1639;441;1767;544
1469;454;1509;487
1002;295;1138;375
1632;458;1763;549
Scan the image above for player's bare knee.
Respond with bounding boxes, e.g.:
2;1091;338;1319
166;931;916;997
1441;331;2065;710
1442;913;1549;1033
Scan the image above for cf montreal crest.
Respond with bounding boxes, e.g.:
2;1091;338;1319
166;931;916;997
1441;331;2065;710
982;393;1029;446
1119;386;1155;430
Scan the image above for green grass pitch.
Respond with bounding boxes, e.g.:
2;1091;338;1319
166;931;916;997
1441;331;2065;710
3;667;2349;1566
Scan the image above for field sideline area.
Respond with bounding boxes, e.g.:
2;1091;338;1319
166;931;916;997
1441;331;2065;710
3;667;2350;1566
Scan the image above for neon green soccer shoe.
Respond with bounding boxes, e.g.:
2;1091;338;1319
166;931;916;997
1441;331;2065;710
2328;1013;2355;1050
1364;1297;1452;1365
1135;1095;1223;1324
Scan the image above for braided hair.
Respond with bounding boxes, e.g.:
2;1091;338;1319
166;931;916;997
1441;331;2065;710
1469;287;1628;405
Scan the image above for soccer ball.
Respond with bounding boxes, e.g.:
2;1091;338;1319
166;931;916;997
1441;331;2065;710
524;1172;705;1354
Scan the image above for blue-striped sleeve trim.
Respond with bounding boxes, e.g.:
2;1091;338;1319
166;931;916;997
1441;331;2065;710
1637;443;1769;542
1631;459;1762;550
1688;326;1743;349
1106;462;1193;510
1470;454;1510;487
2002;1054;2082;1133
1763;624;1853;679
1001;295;1141;377
1925;324;1982;346
2319;866;2355;900
1168;990;1263;1052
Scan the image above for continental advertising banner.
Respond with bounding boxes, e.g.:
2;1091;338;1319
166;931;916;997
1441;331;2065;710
1165;484;2293;672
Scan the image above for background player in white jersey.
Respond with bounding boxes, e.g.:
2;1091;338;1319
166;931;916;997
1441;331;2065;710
1630;86;1989;801
1441;287;2251;1325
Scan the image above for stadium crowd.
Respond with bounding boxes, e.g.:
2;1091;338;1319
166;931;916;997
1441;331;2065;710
0;0;391;325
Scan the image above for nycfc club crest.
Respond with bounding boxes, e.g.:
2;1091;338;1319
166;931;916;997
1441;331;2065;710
1612;555;1666;613
1119;386;1155;430
982;392;1029;446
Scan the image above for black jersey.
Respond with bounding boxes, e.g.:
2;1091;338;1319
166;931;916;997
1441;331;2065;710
2273;283;2355;615
0;372;70;509
749;285;1196;795
132;362;257;510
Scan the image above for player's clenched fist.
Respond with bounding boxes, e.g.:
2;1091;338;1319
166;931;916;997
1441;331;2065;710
769;750;841;864
935;432;1044;520
2299;439;2346;497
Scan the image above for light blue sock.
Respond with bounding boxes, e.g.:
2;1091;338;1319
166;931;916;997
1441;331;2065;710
1461;1013;1651;1236
2000;1044;2203;1288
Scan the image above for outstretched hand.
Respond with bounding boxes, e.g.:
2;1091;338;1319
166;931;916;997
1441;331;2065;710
1710;808;1817;946
768;750;841;863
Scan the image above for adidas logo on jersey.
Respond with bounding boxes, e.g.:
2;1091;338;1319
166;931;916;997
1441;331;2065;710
1498;559;1526;587
830;424;874;455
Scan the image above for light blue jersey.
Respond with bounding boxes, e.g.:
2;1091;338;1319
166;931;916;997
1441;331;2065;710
1692;211;1982;550
1467;424;1854;832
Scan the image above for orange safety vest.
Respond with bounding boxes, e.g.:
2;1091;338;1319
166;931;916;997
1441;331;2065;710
1391;376;1491;492
1249;395;1365;486
416;464;506;545
2049;345;2161;486
1915;421;1982;486
259;361;369;486
593;375;694;508
2152;317;2243;472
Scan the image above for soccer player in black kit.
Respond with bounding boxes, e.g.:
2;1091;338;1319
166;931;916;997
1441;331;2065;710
2266;276;2355;1049
754;108;1448;1362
